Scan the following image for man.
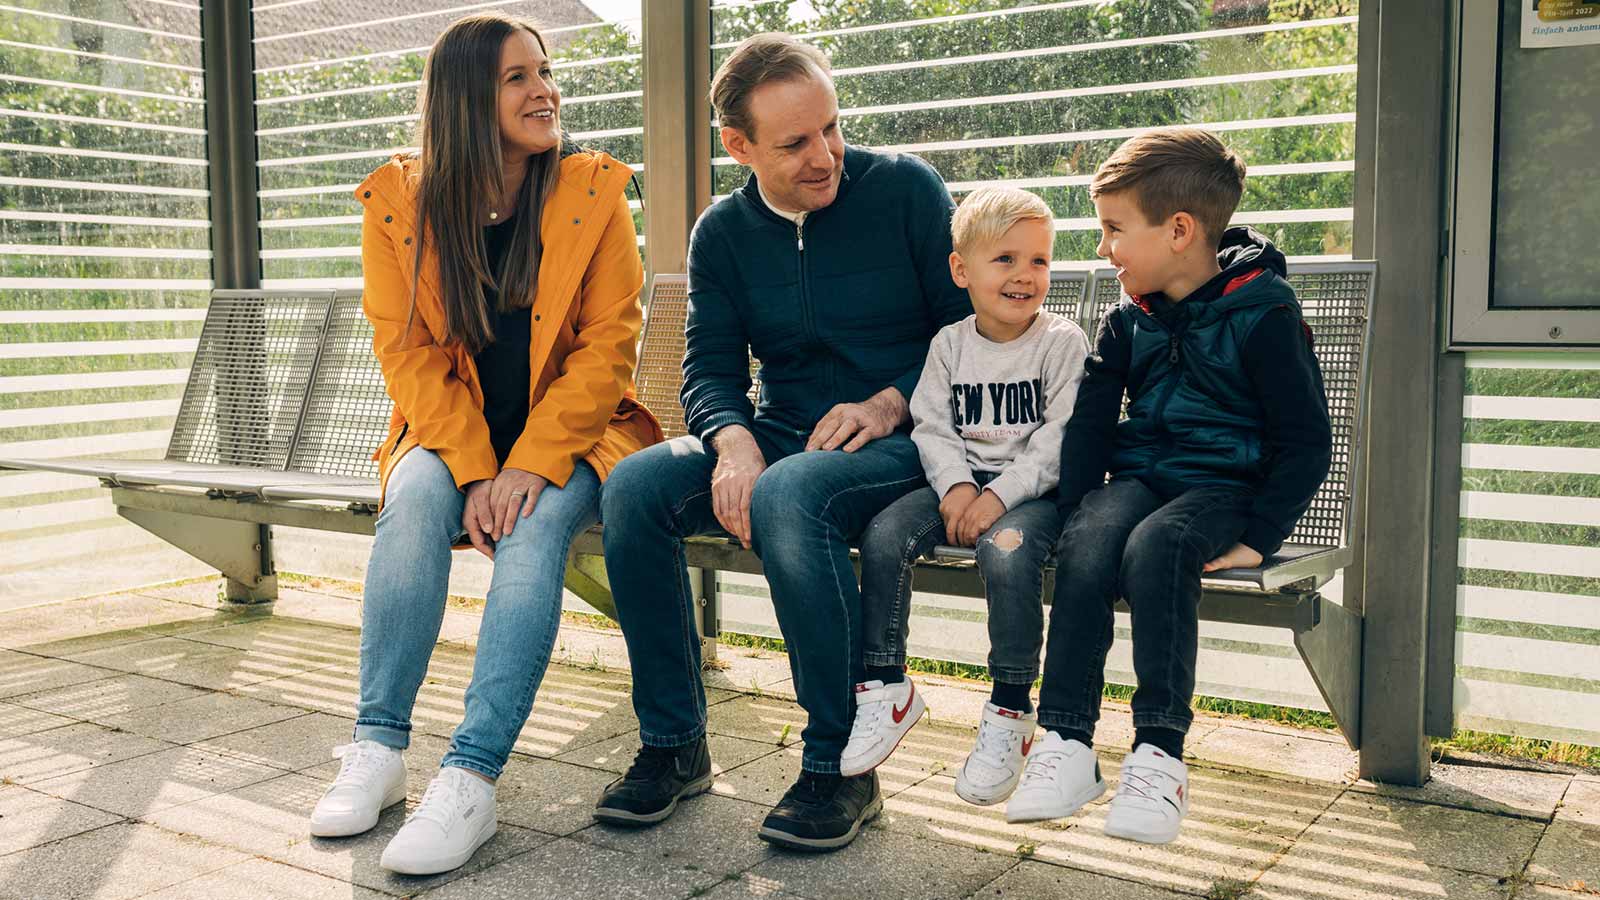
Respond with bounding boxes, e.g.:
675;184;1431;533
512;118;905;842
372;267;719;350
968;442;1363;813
593;33;970;852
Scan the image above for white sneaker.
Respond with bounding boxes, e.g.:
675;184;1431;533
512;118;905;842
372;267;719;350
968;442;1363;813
1005;731;1106;823
954;703;1035;806
1104;743;1189;845
839;678;925;777
309;740;406;837
380;767;498;875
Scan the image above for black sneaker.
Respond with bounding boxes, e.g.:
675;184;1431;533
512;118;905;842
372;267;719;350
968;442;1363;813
757;770;882;852
592;737;713;826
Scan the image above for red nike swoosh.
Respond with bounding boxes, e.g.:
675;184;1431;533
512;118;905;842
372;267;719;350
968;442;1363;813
1021;737;1034;755
891;683;916;724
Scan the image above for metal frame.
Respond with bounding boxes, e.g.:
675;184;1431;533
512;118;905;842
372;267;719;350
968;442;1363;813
641;0;714;277
201;0;260;291
1447;0;1600;347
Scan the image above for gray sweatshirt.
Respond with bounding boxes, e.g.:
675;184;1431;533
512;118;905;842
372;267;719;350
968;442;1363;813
910;310;1090;510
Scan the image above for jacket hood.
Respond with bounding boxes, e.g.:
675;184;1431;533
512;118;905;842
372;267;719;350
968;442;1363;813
1217;225;1287;281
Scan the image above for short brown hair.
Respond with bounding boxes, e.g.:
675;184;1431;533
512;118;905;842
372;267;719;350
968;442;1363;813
1089;127;1246;249
951;187;1055;257
711;33;831;142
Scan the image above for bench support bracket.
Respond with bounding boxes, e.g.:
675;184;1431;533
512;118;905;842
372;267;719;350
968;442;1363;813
118;505;277;604
1294;594;1362;749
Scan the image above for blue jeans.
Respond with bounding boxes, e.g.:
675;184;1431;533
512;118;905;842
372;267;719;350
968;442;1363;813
354;447;601;780
1038;478;1251;738
600;421;924;774
859;480;1060;685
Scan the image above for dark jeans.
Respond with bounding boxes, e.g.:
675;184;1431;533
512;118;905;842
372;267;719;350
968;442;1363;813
599;420;924;774
1038;478;1251;737
859;481;1060;685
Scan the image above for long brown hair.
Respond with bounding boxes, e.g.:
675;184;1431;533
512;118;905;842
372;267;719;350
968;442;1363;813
411;13;563;354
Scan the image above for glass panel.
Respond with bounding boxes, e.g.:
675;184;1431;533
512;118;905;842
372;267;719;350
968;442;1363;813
1489;0;1600;309
252;0;645;288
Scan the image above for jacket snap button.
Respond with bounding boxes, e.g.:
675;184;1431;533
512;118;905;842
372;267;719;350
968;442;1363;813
362;191;371;198
601;164;609;170
403;237;412;245
534;314;541;322
573;218;580;225
384;215;392;223
588;189;595;196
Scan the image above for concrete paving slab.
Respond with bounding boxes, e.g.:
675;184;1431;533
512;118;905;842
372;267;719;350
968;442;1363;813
8;673;208;722
170;617;363;670
492;754;631;837
0;721;174;785
700;875;812;900
706;695;811;746
191;711;350;773
1303;792;1544;880
138;857;391;900
580;792;778;875
700;642;802;694
14;628;164;660
421;835;725;900
27;745;286;818
1187;722;1358;784
0;785;122;856
554;729;788;776
63;636;329;691
1249;825;1514;900
976;860;1192;899
1528;820;1600;893
0;820;246;900
0;650;116;701
0;592;235;651
742;825;1018;900
92;691;304;745
142;770;550;896
705;742;935;809
1556;777;1600;824
1351;760;1574;820
0;700;77;739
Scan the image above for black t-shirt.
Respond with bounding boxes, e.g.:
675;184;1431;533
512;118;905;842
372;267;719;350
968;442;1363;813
474;218;532;467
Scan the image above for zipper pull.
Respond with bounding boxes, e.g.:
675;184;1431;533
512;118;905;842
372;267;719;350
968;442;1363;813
1169;337;1180;364
796;222;804;252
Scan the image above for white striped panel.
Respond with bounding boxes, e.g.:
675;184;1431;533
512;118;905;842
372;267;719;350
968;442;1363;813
0;469;101;501
0;497;117;536
0;338;199;360
0;38;203;73
0;5;200;41
260;277;364;290
0;245;212;260
258;183;359;198
0;108;207;136
0;399;182;430
0;278;211;291
828;17;1356;79
259;216;362;229
553;53;642;71
0;73;202;104
942;160;1355;193
1461;442;1600;475
260;246;361;260
1455;682;1600;739
1461;491;1600;527
257;0;562;43
255;44;433;76
1465;395;1600;423
0;142;209;167
0;429;170;459
257;145;417;167
0;309;207;324
256;80;421;107
874;113;1356;158
1459;537;1600;579
712;0;1101;49
1459;631;1600;683
0;210;209;229
0;176;209;198
569;126;643;141
1052;208;1351;232
1464;353;1600;369
1457;585;1600;632
0;369;191;394
256;112;415;135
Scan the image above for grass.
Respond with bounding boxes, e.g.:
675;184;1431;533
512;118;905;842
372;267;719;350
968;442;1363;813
1433;730;1600;769
1205;879;1252;900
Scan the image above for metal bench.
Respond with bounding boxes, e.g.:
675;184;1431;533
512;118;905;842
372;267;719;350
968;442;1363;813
0;261;1374;748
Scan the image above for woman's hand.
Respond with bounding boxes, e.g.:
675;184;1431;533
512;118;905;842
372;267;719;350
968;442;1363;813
463;479;497;559
1203;542;1264;573
491;467;548;541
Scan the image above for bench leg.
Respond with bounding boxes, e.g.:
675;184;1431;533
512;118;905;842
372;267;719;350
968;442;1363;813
1293;593;1362;750
563;554;719;665
694;567;720;665
117;508;277;605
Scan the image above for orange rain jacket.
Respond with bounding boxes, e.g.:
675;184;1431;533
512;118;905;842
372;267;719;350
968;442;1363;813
356;149;663;505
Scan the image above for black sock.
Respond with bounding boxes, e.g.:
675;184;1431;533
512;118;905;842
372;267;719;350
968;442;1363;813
1134;727;1185;760
865;664;904;685
1046;724;1094;748
989;682;1034;713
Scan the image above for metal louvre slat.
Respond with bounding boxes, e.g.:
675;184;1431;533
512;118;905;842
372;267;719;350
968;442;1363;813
165;291;333;469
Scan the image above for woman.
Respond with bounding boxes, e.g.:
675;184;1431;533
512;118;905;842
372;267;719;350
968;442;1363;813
307;13;660;875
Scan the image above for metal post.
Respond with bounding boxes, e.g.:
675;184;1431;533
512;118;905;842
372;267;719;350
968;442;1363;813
641;0;712;277
1426;353;1465;737
201;0;261;290
1355;0;1453;786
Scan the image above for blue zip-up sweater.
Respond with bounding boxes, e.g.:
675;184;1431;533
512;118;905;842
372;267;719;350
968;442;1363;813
681;146;973;445
1057;228;1332;556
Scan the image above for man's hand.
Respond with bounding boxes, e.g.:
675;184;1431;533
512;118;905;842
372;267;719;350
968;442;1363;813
711;426;767;548
805;388;909;453
489;467;547;542
463;479;497;559
1203;542;1264;573
938;483;980;545
955;490;1007;547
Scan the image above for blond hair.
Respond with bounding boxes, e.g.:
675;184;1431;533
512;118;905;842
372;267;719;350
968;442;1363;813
951;187;1055;257
710;33;831;141
1089;126;1246;249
